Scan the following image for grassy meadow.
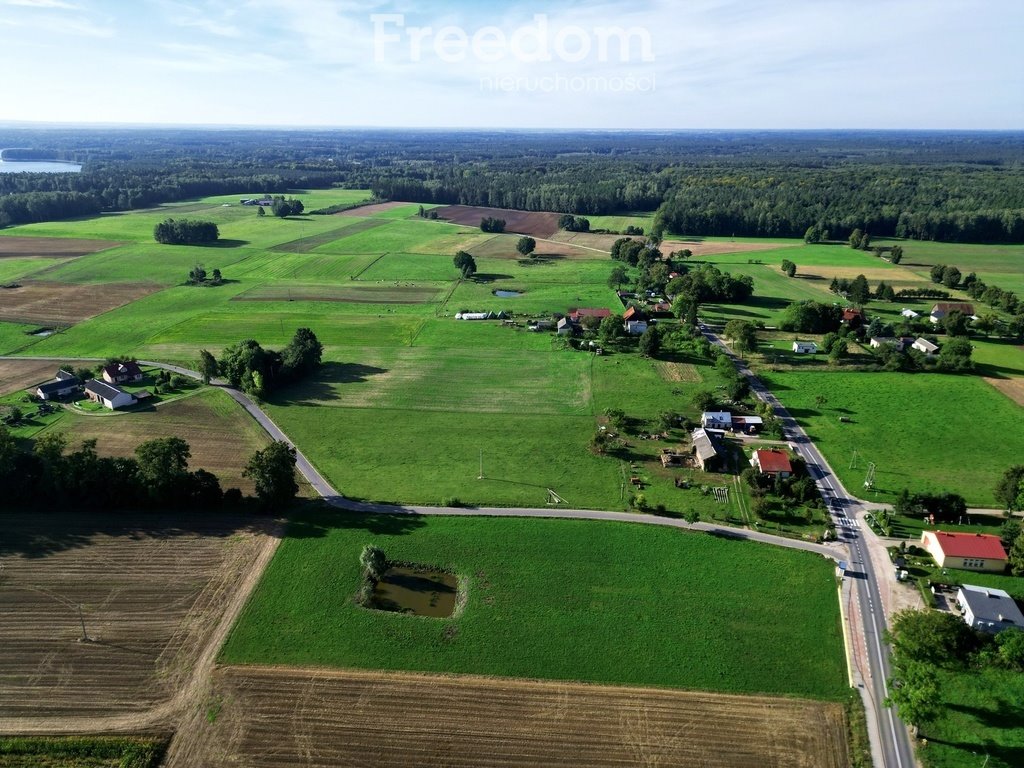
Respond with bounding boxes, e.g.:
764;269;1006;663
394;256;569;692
221;512;848;700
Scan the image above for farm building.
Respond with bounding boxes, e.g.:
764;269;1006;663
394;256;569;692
930;302;975;324
529;319;555;332
457;312;492;321
568;308;611;322
36;370;82;400
911;337;939;355
921;531;1007;572
625;320;648;335
102;360;144;384
900;308;920;319
556;317;574;336
792;341;818;354
869;337;897;349
622;306;647;322
85;379;136;411
956;585;1024;633
690;428;724;472
750;449;793;478
732;415;763;434
701;411;732;430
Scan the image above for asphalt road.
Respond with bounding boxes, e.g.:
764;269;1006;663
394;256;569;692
10;353;911;767
699;328;916;768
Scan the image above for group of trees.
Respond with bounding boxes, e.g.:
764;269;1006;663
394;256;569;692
479;216;506;233
884;609;1024;734
453;250;477;278
212;328;323;398
154;218;219;245
929;264;963;289
995;465;1024;513
893;489;968;522
847;229;872;250
186;264;223;286
780;259;797;278
516;237;536;258
558;214;591;232
270;196;304;217
667;264;754;305
828;273;877;305
0;432;229;509
779;301;844;334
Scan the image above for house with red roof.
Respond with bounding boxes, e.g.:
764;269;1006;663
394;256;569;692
841;308;865;328
750;449;793;478
102;360;144;385
921;531;1008;572
568;308;611;322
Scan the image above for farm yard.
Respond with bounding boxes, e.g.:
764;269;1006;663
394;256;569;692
171;666;850;768
0;512;276;726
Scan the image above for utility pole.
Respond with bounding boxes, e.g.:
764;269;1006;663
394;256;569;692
477;448;483;480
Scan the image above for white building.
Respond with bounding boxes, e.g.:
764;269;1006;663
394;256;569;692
624;320;648;335
912;337;940;355
85;379;136;411
792;341;817;354
701;411;732;430
957;585;1024;633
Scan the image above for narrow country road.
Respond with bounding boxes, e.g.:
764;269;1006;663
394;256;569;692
7;353;909;767
697;328;916;768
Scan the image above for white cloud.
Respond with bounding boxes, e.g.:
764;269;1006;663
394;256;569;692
156;0;242;37
149;41;287;72
2;0;81;9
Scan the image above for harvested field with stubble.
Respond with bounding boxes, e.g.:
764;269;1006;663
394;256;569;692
336;201;416;217
0;236;121;259
0;359;74;396
468;233;601;261
985;375;1024;407
435;205;562;238
658;238;793;257
0;281;160;326
0;513;277;729
171;667;849;768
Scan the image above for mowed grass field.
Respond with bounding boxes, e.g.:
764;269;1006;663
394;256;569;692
760;370;1024;507
221;513;848;700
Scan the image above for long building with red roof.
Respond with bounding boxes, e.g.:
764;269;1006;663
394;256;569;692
921;531;1008;572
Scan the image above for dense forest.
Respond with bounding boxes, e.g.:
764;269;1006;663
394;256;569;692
0;128;1021;242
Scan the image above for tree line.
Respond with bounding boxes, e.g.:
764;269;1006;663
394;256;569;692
154;218;219;245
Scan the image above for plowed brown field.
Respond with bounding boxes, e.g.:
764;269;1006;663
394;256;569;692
0;237;121;259
658;239;793;257
0;281;159;326
435;206;562;239
170;667;849;768
0;359;76;396
0;513;276;730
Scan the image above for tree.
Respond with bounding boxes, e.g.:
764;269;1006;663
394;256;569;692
886;608;976;666
829;339;848;363
516;236;536;258
360;544;388;581
886;660;940;732
281;327;323;379
941;310;970;337
598;315;625;344
847;274;871;305
638;325;660;357
453;250;477;279
1012;530;1024;576
880;283;897;302
198;350;218;384
480;216;506;233
848;229;864;250
780;259;797;277
803;225;822;244
973;313;997;336
243;441;298;508
256;205;266;217
271;196;304;218
936;336;973;371
607;265;629;290
995;466;1024;511
995;629;1024;669
727;377;750;402
211;268;222;285
684;509;700;524
691;390;717;412
723;319;757;354
1001;520;1022;550
135;437;191;504
889;245;904;264
188;264;207;284
930;264;946;284
154;218;219;245
941;265;962;289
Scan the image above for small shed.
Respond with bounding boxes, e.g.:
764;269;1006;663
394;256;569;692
625;320;648;335
792;341;818;354
912;337;939;355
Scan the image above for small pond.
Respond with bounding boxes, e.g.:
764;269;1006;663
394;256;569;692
493;290;524;298
369;566;458;618
29;328;55;337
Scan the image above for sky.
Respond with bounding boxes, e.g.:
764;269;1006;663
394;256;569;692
0;0;1021;129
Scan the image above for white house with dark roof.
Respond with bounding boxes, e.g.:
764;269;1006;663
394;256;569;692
85;379;135;410
36;370;82;400
956;585;1024;633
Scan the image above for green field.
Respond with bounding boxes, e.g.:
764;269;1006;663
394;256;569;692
221;512;848;700
0;736;166;768
760;370;1024;506
919;666;1024;768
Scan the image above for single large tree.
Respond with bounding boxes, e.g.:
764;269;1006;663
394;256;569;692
886;660;940;734
135;437;192;504
638;325;661;358
516;236;536;258
198;349;218;385
360;545;387;581
607;265;629;290
995;465;1024;512
885;608;976;666
847;274;871;305
723;319;757;354
243;441;298;508
453;250;477;279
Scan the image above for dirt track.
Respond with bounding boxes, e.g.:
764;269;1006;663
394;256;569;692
170;666;849;768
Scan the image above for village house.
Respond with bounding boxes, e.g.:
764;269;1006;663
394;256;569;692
921;531;1007;572
956;585;1024;633
701;411;732;430
841;308;865;328
792;341;818;354
624;320;648;335
912;337;940;355
750;449;793;478
690;428;724;472
556;317;575;336
568;308;611;322
930;302;975;324
35;369;82;401
622;306;646;323
102;360;144;384
85;379;136;411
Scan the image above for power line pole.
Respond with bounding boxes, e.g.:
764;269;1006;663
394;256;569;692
477;447;483;480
